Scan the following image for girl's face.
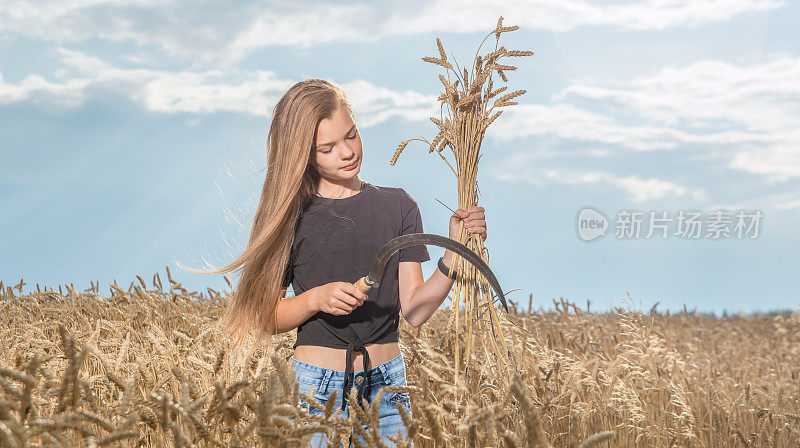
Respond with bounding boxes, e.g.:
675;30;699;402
310;107;363;184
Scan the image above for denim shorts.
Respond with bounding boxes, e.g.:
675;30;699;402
290;352;413;448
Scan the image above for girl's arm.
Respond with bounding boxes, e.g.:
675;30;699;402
400;206;487;327
274;282;368;334
274;288;320;334
398;256;455;327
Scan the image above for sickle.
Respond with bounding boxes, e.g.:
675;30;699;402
352;233;508;313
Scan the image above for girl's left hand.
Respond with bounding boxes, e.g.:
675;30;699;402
449;206;487;241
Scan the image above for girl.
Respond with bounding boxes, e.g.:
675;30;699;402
218;79;487;447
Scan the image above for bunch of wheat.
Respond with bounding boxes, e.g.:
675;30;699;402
390;16;533;396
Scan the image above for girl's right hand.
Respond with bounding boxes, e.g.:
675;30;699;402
313;282;368;316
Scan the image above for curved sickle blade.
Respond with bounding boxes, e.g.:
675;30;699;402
364;233;508;313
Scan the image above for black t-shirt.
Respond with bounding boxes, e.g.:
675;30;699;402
282;181;430;354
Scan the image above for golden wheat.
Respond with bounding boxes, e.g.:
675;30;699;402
1;278;799;446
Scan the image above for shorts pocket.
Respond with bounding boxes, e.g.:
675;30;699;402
382;371;412;414
294;362;332;414
298;380;330;416
387;390;412;414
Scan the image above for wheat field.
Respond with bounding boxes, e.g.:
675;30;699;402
1;272;798;447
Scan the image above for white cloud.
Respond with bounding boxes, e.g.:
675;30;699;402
492;55;800;183
0;48;437;126
706;187;800;212
776;197;800;210
343;80;439;127
728;137;800;183
0;0;785;66
497;167;708;203
386;0;785;34
489;103;689;151
557;56;800;134
0;71;90;107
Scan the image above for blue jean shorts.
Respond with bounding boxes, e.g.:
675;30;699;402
290;352;413;448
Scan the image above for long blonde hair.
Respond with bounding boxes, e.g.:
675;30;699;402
193;79;357;349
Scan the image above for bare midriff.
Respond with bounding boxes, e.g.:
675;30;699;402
293;341;400;372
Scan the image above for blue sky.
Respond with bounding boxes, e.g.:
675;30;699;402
2;1;798;315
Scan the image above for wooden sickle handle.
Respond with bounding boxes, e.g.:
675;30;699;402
353;276;372;294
